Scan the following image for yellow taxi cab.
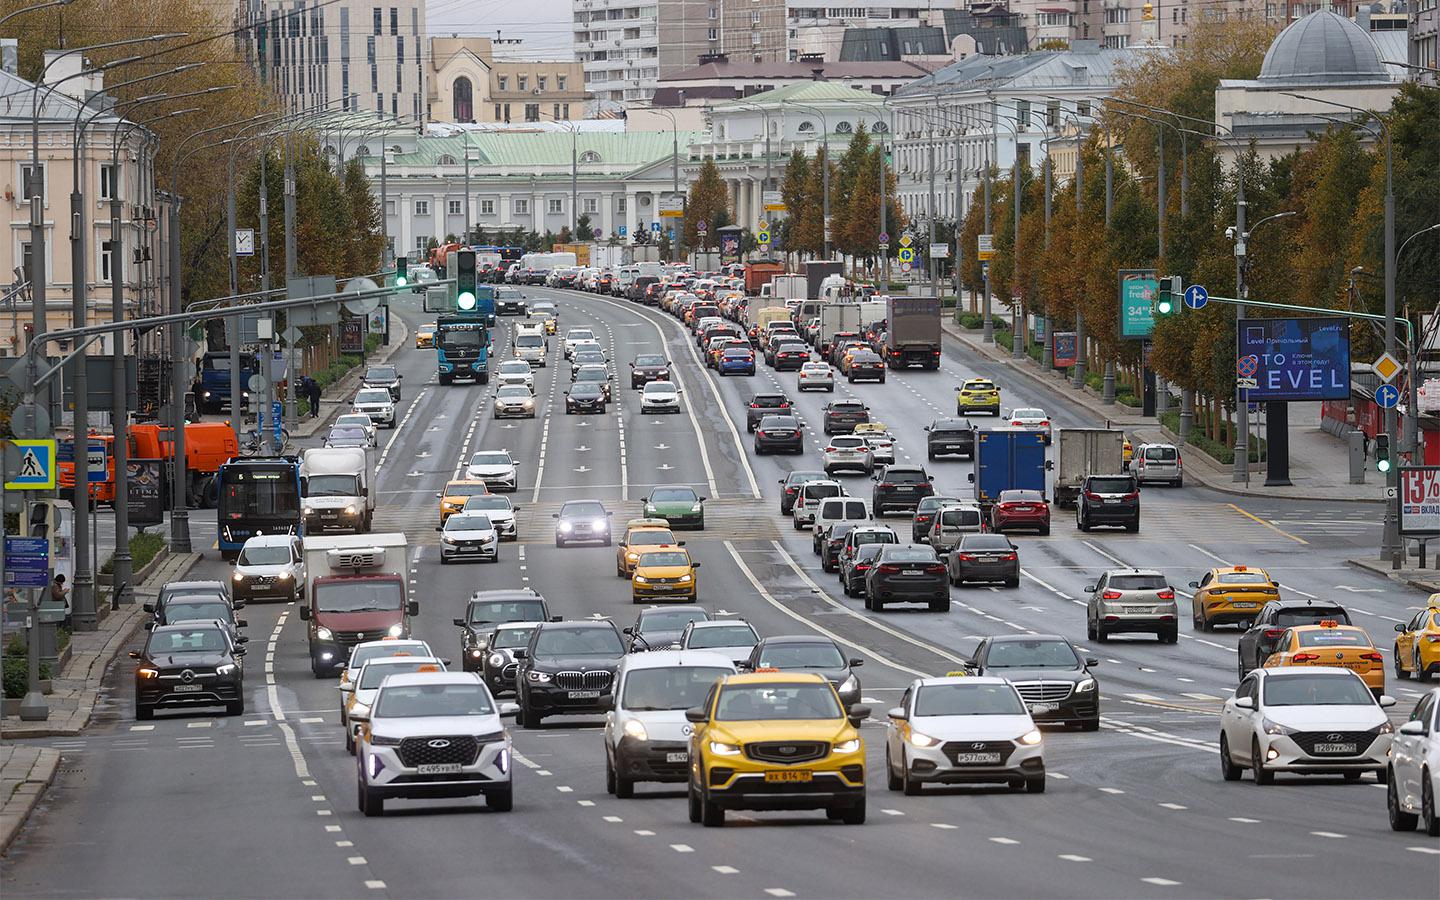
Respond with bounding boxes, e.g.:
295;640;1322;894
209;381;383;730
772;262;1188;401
615;520;678;576
1123;436;1134;465
438;479;491;524
686;672;867;827
853;422;888;436
955;378;1001;416
1393;600;1440;681
631;545;700;603
1188;566;1280;631
837;342;870;373
1264;621;1385;694
414;322;436;348
530;311;558;335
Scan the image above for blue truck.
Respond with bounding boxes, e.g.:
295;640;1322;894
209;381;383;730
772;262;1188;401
968;428;1051;506
196;351;257;415
436;313;490;385
473;284;497;326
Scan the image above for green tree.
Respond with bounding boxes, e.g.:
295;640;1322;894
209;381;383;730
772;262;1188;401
684;159;730;251
778;150;811;263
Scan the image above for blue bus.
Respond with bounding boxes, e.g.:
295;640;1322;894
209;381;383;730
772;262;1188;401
436;313;490;386
217;456;303;561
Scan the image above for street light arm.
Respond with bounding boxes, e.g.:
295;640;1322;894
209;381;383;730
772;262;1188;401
0;0;72;28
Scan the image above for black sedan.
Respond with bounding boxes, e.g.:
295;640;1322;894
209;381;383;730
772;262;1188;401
742;635;863;707
131;622;248;719
566;382;607;414
965;634;1100;731
947;533;1020;587
630;354;671;388
554;499;612;547
819;523;859;573
624;604;711;652
925;418;975;460
754;415;804;455
864;545;950;612
845;350;886;383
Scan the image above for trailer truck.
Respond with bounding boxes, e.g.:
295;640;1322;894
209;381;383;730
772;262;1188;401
1053;428;1126;508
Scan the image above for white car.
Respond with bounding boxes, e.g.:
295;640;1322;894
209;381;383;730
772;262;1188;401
514;333;547;366
1133;442;1184;487
603;650;737;797
495;360;535;391
1007;408;1052;444
861;431;897;465
563;329;597;358
798;362;835;392
1219;666;1395;785
792;479;846;530
492;384;537;419
568;340;603;366
340;654;446;753
885;676;1045;794
440;511;501;564
356;671;514;815
465;450;518;491
514;322;545;343
677;620;760;669
462;494;518;541
339;638;435;698
232;534;305;602
1388;686;1440;835
333;412;378;446
640;380;682;414
823;434;874;476
352;387;396;428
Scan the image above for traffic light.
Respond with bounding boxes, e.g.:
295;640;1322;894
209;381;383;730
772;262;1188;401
455;248;477;311
1156;275;1181;317
394;254;408;288
1375;433;1392;473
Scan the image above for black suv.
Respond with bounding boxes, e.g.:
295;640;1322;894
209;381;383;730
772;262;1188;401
362;365;403;401
872;464;935;515
629;276;659;302
495;287;526;315
754;415;804;455
1236;600;1352;679
630;354;671;388
822;400;870;435
746;393;793;432
514;619;627;727
131;621;248;719
1076;473;1139;532
925;418;975;460
966;634;1100;730
554;499;612;547
454;589;554;671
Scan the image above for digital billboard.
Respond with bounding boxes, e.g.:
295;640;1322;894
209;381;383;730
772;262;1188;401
1236;317;1351;401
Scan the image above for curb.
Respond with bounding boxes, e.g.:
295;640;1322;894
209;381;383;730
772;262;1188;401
1346;556;1440;595
0;748;60;855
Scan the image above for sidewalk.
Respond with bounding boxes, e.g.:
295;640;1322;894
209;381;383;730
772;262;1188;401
1347;556;1440;595
941;319;1385;504
0;745;59;853
292;316;410;440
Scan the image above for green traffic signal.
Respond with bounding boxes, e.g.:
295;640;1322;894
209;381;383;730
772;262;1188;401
395;254;408;287
1156;275;1180;318
1375;434;1391;472
457;291;477;311
1156;296;1174;315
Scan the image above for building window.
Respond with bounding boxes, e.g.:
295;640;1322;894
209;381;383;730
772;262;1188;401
100;240;116;283
708;4;716;17
1103;6;1128;24
481;199;495;215
389;6;398;34
1037;11;1070;26
583;198;598;213
557;75;567;90
20;163;43;200
751;10;760;23
514;198;529;215
579;150;601;163
1076;100;1091;119
563;103;570;119
538;75;548;91
1015;99;1030;131
453;76;474;122
618;197;627;212
548;198;563;214
495;103;502;119
436;154;457;165
518;75;528;91
1046;101;1060;129
503;103;512;122
553;103;561;121
373;6;381;34
97;164;118;201
835;120;853;133
707;27;718;40
414;200;430;216
447;200;463;215
414;236;429;251
498;75;508;91
524;103;540;122
18;240;33;282
797;120;815;134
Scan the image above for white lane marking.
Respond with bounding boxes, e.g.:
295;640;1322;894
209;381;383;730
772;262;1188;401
882;808;905;816
1058;854;1092;862
531;415;552;503
1158;802;1188;810
1050;773;1068;779
365;880;387;890
326;825;343;832
1187;543;1230;565
375;385;431;472
634;829;655;836
511;749;541;770
187;721;213;729
299;716;325;724
603;815;623;823
931;823;959;830
130;725;154;732
1228;817;1260;824
1098;787;1125;795
670;844;694;853
1182;692;1221;701
712;865;739;874
336;840;354;848
1309;831;1346;839
989;837;1020;845
577;800;595;807
316;809;332;816
1409;846;1440;855
1081;540;1130;568
1142;878;1181;887
1278;582;1321;600
764;891;796;898
347;856;368;865
556;785;573;793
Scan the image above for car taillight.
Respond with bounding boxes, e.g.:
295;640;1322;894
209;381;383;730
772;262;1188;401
1157;589;1175;600
1102;590;1123;600
793;431;802;438
878;482;894;489
1011;421;1023;427
1360;652;1384;662
784;487;797;495
1084;491;1101;501
1002;553;1017;561
1124;492;1140;501
957;553;976;561
856;563;872;571
1292;653;1320;662
1040;421;1049;427
877;564;901;574
925;564;947;574
1263;628;1284;639
824;447;836;452
1426;634;1440;643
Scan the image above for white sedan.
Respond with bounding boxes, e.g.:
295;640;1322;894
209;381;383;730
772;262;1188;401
465;450;519;491
798;361;835;392
492;385;537;419
861;431;896;465
495;359;535;392
462;494;519;541
639;380;682;414
1219;666;1395;785
440;512;501;564
885;676;1045;794
1007;407;1052;444
1389;686;1440;835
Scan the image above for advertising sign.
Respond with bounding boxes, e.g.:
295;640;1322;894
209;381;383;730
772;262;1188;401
1400;466;1440;536
720;232;740;263
339;318;365;353
126;459;166;527
1236;317;1351;401
367;308;387;335
1118;269;1158;340
1053;332;1078;368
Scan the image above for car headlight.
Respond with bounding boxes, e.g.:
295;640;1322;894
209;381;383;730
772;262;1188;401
690;503;703;512
216;663;238;676
1377;721;1394;734
523;400;534;408
344;506;356;515
369;733;402;747
315;627;334;641
303;506;314;515
387;624;405;638
232;572;244;582
1018;729;1043;746
560;522;573;532
137;666;159;679
1261;717;1295;736
488;652;506;668
527;670;552;683
470;648;484;659
442;535;457;544
908;730;940;748
839;674;859;693
277;571;291;580
1076;677;1096;693
623;719;649;741
633;575;650;584
708;740;742;756
592;519;607;530
834;738;861;753
626;552;639;562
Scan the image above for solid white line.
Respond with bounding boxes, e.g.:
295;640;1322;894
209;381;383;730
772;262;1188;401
531;416;552;503
375;385;430;472
1081;540;1130;568
1142;878;1181;887
1187;543;1230;565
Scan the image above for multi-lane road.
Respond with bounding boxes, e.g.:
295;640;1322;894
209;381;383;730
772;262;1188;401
4;288;1435;899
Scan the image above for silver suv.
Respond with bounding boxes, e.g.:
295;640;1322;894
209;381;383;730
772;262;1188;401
1084;568;1178;644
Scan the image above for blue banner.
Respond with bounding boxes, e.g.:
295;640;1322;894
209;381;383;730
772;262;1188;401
1236;317;1351;401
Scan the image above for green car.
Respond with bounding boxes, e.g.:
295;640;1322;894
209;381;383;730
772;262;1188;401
642;486;706;529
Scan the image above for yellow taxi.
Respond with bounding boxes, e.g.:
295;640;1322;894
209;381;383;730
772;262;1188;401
853;422;888;436
955;378;1001;416
686;672;867;827
1123;436;1134;466
615;519;678;576
1393;600;1440;681
530;311;558;335
1264;621;1385;694
414;322;436;348
837;342;871;373
1188;566;1280;631
631;545;700;603
437;479;490;524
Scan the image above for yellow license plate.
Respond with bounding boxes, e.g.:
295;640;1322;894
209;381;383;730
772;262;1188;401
765;770;813;783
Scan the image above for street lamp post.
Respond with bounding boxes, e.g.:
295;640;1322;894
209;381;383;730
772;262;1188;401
652;105;683;260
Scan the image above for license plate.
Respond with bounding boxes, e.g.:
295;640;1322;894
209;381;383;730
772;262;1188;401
1103;498;1121;504
568;690;601;700
1233;602;1257;609
903;568;924;575
953;752;1002;765
174;684;203;693
1029;701;1059;714
666;751;688;763
417;764;462;775
1314;743;1357;755
764;770;812;783
320;513;338;519
650;585;674;591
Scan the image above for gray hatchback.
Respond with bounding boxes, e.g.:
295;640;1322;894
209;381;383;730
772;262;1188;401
947;533;1020;588
864;545;950;612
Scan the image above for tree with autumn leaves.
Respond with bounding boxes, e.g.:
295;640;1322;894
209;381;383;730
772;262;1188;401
683;159;732;251
777;128;904;267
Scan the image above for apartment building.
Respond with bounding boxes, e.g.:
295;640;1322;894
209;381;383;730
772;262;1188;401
574;0;713;107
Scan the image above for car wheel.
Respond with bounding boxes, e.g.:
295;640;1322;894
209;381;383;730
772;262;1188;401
839;796;866;825
688;781;702;823
614;768;635;800
1080;719;1100;732
1418;650;1434;683
1026;776;1046;794
521;706;544;729
1252;739;1273;785
1076;510;1089;532
886;746;902;791
1394;645;1407;679
1040;525;1050;536
863;591;874;611
700;787;724;827
1162;627;1178;645
930;597;951;613
1424;771;1440;836
487;785;514;812
556;537;566;548
1095;623;1109;642
1086;618;1097;641
1202;616;1215;633
1126;518;1140;533
358;775;384;817
605;755;617;794
1005;576;1020;588
1220;734;1243;782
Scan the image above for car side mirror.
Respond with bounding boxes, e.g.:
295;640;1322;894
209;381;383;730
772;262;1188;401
846;704;871;727
128;650;141;659
338;682;354;693
1234;696;1255;710
967;473;975;483
299;605;311;621
238;619;249;628
1084;584;1096;593
234;646;247;656
1395;623;1406;632
453;617;466;627
233;601;246;610
498;701;520;718
1045;460;1055;471
677;540;686;547
598;693;615;712
512;649;528;660
1399;719;1425;734
236;635;250;644
552;513;560;519
622;626;633;635
551;616;563;622
849;658;864;667
1378;695;1397;708
1189;581;1200;589
407;601;420;617
1085;657;1099;667
142;602;155;614
888;706;907;721
684;707;708;724
142;621;153;630
435;492;443;499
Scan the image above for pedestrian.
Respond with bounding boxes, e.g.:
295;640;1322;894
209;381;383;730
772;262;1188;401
306;376;323;418
50;573;70;628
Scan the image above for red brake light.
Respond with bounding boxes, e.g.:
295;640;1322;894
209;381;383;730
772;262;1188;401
1360;652;1383;662
1002;553;1017;561
1084;491;1101;501
793;431;802;438
1157;589;1175;600
1263;628;1283;639
1011;420;1023;427
878;482;894;489
1292;653;1320;662
1124;491;1140;501
1102;590;1123;600
1039;421;1049;427
924;564;947;575
957;553;976;561
877;564;901;574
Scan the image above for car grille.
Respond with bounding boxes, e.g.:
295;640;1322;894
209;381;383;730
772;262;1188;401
941;740;1015;765
744;741;829;764
1012;681;1074;702
397;735;480;768
647;576;690;585
1291;731;1379;756
500;664;519;681
554;670;612;691
334;631;373;647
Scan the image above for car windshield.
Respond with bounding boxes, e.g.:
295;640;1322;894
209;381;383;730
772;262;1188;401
1109;574;1168;590
759;643;846;669
752;396;788;407
1217;572;1268;584
831;437;865;448
516;335;544;348
335;415;371;428
1088;477;1135;494
1000;491;1044;503
638;551;690;567
622;666;732;711
1143;446;1178;460
715;683;842;721
1274;609;1348;628
359;660;438;689
470;452;512;467
498;362;530;374
306;474;359;497
880;549;939;563
723;349;751;358
445;513;492;532
355;389;390;404
163;601;231;623
643;382;675;394
961;535;1013;551
561;501;607;518
635;355;666;367
577;368;607;382
239;544;291;565
628;531;677;547
375;683;494;718
940;508;981;526
854;545;885;562
886;470;928;484
965;381;996;391
915;683;1026;716
533;626;624;656
463;496;512;512
148;627;227;654
985;640;1080;669
639;609;708;631
1263;673;1375;706
491;626;536;649
497;386;530;399
804;484;842;500
1012;409;1045;419
803;364;829;372
349;643;428;670
313;580;403;613
467;600;546;625
571;384;603;397
445;482;488;497
651;488;697;503
687;625;757;650
364;367;396;381
1296;628;1371;648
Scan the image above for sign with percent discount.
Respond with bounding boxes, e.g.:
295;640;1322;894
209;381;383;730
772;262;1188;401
1400;467;1440;536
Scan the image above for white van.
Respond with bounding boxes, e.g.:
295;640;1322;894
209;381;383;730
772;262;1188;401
792;480;846;530
811;497;870;553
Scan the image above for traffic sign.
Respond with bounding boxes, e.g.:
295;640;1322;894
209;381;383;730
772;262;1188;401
758;220;769;232
1183;284;1208;310
878;242;889;251
9;402;50;439
756;230;771;245
900;262;913;273
1375;383;1400;409
650;221;661;232
3;439;56;490
899;233;913;248
878;231;889;244
1237;377;1259;390
618;225;627;236
898;247;915;263
1237;354;1259;378
697;221;708;233
3;536;50;588
977;233;995;261
1372;352;1402;383
87;444;106;482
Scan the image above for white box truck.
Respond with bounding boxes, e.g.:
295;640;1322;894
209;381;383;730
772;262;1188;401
760;274;807;302
300;446;377;532
816;303;863;355
1053;428;1126;508
299;534;414;675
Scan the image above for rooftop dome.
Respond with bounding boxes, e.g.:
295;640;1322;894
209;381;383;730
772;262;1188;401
1257;9;1389;85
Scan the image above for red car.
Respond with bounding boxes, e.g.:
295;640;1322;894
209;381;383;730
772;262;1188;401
991;489;1051;535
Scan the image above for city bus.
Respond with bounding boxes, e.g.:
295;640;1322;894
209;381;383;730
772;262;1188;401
216;456;303;561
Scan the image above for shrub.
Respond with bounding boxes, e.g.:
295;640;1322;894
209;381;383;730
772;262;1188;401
100;531;166;576
3;636;54;698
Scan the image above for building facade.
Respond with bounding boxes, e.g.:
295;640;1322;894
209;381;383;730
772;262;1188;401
427;38;588;124
574;0;714;107
238;0;427;119
1414;0;1439;83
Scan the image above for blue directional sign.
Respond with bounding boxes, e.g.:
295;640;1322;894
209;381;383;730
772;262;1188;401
1183;284;1209;310
4;536;51;588
668;228;675;240
1375;383;1400;410
618;225;627;236
650;222;661;233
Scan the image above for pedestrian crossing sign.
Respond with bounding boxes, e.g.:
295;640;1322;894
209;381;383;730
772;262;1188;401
3;439;57;490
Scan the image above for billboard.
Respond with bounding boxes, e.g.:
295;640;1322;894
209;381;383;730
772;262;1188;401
126;459;166;528
1118;269;1158;340
1053;332;1078;368
1400;466;1440;537
1236;317;1351;401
